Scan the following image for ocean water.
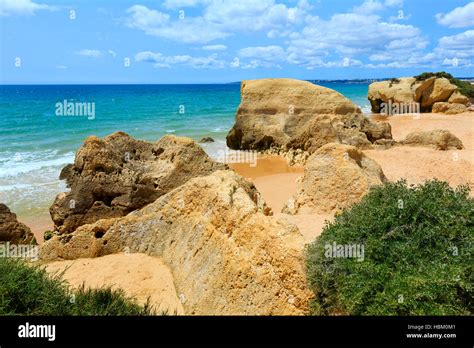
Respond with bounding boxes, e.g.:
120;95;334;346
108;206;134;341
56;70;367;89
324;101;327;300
0;82;370;220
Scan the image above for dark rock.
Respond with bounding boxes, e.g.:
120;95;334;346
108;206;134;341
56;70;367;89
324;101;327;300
199;137;215;143
0;204;36;244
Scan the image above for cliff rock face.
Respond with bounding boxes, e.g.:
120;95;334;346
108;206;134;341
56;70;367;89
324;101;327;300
50;132;226;234
368;77;463;113
226;78;392;152
0;204;36;244
368;77;431;113
41;170;312;315
401;129;464;150
420;78;457;110
283;143;386;214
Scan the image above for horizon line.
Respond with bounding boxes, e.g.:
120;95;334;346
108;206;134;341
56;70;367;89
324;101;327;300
2;76;474;86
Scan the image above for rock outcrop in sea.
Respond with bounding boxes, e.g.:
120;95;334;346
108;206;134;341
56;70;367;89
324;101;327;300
368;77;470;114
0;204;36;244
226;78;392;154
42;170;311;315
50;132;226;235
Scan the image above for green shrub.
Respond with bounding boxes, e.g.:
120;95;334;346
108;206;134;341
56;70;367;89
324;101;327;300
413;71;474;98
306;180;473;315
414;71;454;81
43;230;54;241
389;78;401;88
0;257;155;315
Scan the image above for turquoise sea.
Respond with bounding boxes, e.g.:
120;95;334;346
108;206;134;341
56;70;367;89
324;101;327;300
0;82;371;220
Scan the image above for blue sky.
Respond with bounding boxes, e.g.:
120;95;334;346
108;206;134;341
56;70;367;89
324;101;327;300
0;0;473;83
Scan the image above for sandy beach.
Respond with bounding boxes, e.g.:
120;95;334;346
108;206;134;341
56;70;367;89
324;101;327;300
366;112;474;190
230;111;474;243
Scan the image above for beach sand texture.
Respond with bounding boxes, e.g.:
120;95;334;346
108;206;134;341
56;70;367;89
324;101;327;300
45;253;185;314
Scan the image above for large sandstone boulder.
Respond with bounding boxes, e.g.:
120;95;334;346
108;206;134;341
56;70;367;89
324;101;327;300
432;102;467;115
368;77;459;113
0;204;36;244
226;78;392;152
448;91;470;105
421;78;457;110
50;132;226;235
401;129;464;150
283;143;387;214
285;114;392;154
368;77;435;113
41;170;311;315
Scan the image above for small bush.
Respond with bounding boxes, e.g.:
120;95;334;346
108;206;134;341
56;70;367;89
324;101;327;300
389;78;401;88
306;180;473;315
414;71;454;81
0;257;155;315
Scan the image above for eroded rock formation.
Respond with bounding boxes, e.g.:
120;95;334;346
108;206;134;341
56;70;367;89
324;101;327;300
368;77;469;113
401;129;464;150
0;204;36;244
50;132;226;234
42;170;312;315
226;78;392;153
283;143;387;214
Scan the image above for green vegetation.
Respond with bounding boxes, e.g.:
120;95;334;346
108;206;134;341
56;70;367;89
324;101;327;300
414;71;474;98
0;257;155;315
43;230;54;241
389;78;401;88
306;180;473;315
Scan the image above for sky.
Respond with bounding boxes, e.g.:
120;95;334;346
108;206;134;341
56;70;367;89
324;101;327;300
0;0;473;84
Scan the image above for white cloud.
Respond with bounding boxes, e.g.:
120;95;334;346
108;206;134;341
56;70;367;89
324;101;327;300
367;30;474;68
108;50;117;58
127;1;472;70
439;30;474;51
75;49;103;58
56;65;68;69
286;12;426;69
353;0;384;15
125;1;308;44
239;45;286;60
0;0;53;16
384;0;403;7
135;50;225;69
162;0;208;9
202;44;227;51
126;5;227;43
436;2;474;28
238;45;287;69
126;5;170;29
435;30;474;60
241;59;281;69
